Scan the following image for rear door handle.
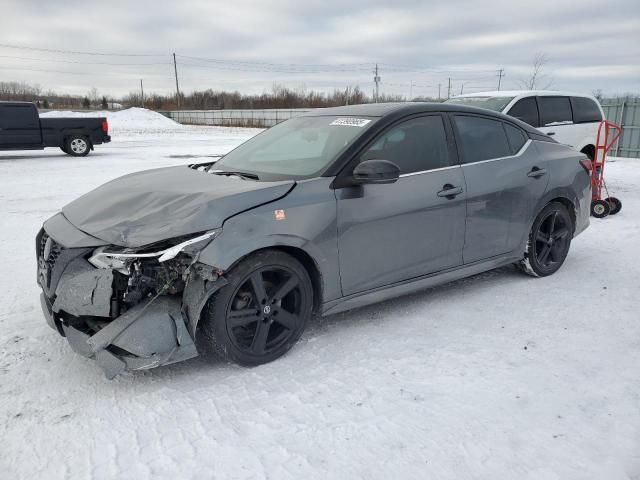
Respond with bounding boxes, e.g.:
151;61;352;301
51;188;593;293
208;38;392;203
437;184;463;198
527;167;548;178
546;131;556;136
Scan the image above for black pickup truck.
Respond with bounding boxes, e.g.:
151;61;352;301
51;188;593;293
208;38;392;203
0;101;111;156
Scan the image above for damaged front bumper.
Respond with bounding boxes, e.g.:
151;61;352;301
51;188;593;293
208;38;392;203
36;227;224;379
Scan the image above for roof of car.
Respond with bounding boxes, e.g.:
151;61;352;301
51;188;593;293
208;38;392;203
452;90;598;100
303;102;546;137
305;101;532;117
0;101;35;105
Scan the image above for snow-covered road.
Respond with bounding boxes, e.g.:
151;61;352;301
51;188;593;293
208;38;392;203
1;112;639;479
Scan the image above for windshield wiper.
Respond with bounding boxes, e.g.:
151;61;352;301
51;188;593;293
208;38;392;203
208;170;260;181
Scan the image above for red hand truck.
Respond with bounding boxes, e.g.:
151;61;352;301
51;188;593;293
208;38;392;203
589;120;623;218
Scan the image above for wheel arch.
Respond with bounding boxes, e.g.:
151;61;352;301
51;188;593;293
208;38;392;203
580;144;595;160
198;236;328;313
547;196;577;233
520;190;579;252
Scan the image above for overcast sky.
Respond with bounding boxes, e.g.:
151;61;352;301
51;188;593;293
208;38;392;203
1;0;638;99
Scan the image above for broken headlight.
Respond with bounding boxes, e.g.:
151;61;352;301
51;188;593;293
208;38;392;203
88;229;220;271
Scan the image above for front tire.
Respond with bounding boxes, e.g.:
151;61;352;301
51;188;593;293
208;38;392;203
65;136;90;157
200;250;313;366
519;202;573;277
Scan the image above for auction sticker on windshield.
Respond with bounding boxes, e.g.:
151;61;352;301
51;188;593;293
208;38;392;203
330;118;372;127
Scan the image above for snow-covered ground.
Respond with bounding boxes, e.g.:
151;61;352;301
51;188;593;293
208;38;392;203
0;110;639;479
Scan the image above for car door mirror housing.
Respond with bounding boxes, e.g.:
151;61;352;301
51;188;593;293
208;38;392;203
352;160;400;185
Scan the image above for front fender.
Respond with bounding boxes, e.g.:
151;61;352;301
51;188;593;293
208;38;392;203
196;178;342;303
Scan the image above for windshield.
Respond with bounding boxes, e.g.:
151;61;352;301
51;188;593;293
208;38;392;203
213;115;376;180
445;96;515;112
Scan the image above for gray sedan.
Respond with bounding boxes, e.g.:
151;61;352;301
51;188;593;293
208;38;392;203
36;103;591;377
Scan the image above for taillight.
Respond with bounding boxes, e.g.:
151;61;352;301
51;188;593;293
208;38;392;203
101;120;109;134
579;158;592;173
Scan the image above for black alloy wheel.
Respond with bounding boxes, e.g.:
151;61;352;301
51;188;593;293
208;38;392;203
200;250;313;366
520;202;573;277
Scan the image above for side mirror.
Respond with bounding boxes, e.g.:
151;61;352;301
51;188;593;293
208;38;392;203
352;160;400;185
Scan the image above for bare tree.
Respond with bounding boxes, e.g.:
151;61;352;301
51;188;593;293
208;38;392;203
88;87;99;105
520;53;554;90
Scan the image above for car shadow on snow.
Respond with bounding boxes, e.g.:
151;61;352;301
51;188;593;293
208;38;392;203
127;265;526;383
0;152;108;161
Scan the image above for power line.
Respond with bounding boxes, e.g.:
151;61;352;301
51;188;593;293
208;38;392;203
0;54;172;66
0;43;167;57
176;54;373;70
178;60;370;74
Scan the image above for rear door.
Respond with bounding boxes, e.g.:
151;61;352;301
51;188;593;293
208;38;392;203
451;114;550;263
569;96;603;154
0;104;42;146
335;114;466;295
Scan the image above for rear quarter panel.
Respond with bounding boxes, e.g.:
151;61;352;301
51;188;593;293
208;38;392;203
529;141;591;240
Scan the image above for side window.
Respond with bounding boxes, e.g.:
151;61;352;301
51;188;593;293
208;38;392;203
570;97;602;123
538;97;573;126
453;115;511;163
507;98;539;127
360;115;449;174
504;123;527;154
0;105;37;128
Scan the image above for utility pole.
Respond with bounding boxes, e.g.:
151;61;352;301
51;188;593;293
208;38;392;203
140;79;145;108
447;77;451;99
373;63;380;103
173;53;181;108
409;81;414;101
438;83;441;100
497;68;504;91
460;83;464;95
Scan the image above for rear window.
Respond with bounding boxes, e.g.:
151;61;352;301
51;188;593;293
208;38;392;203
453;115;511;164
538;97;573;126
570;97;602;123
504;124;527;154
506;98;539;127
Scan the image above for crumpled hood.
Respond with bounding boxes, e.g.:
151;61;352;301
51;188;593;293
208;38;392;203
62;166;295;248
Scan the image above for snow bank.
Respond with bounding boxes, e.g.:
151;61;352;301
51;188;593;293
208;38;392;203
41;107;182;130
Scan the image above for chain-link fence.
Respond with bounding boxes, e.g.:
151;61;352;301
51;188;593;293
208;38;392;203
162;109;312;128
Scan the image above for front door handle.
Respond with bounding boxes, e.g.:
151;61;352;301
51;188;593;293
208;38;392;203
546;131;556;136
437;184;463;199
527;166;548;178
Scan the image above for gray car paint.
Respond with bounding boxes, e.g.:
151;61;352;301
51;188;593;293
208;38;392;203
459;139;550;263
336;165;467;295
35;103;591;377
62;165;295;248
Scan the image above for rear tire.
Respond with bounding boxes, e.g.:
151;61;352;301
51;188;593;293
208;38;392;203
605;197;622;215
199;250;313;366
591;200;610;218
65;136;90;157
519;202;573;277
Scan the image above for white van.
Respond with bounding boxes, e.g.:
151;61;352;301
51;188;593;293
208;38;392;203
445;91;605;159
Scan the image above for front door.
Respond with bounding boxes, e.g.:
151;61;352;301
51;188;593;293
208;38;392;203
335;114;466;296
0;104;42;147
